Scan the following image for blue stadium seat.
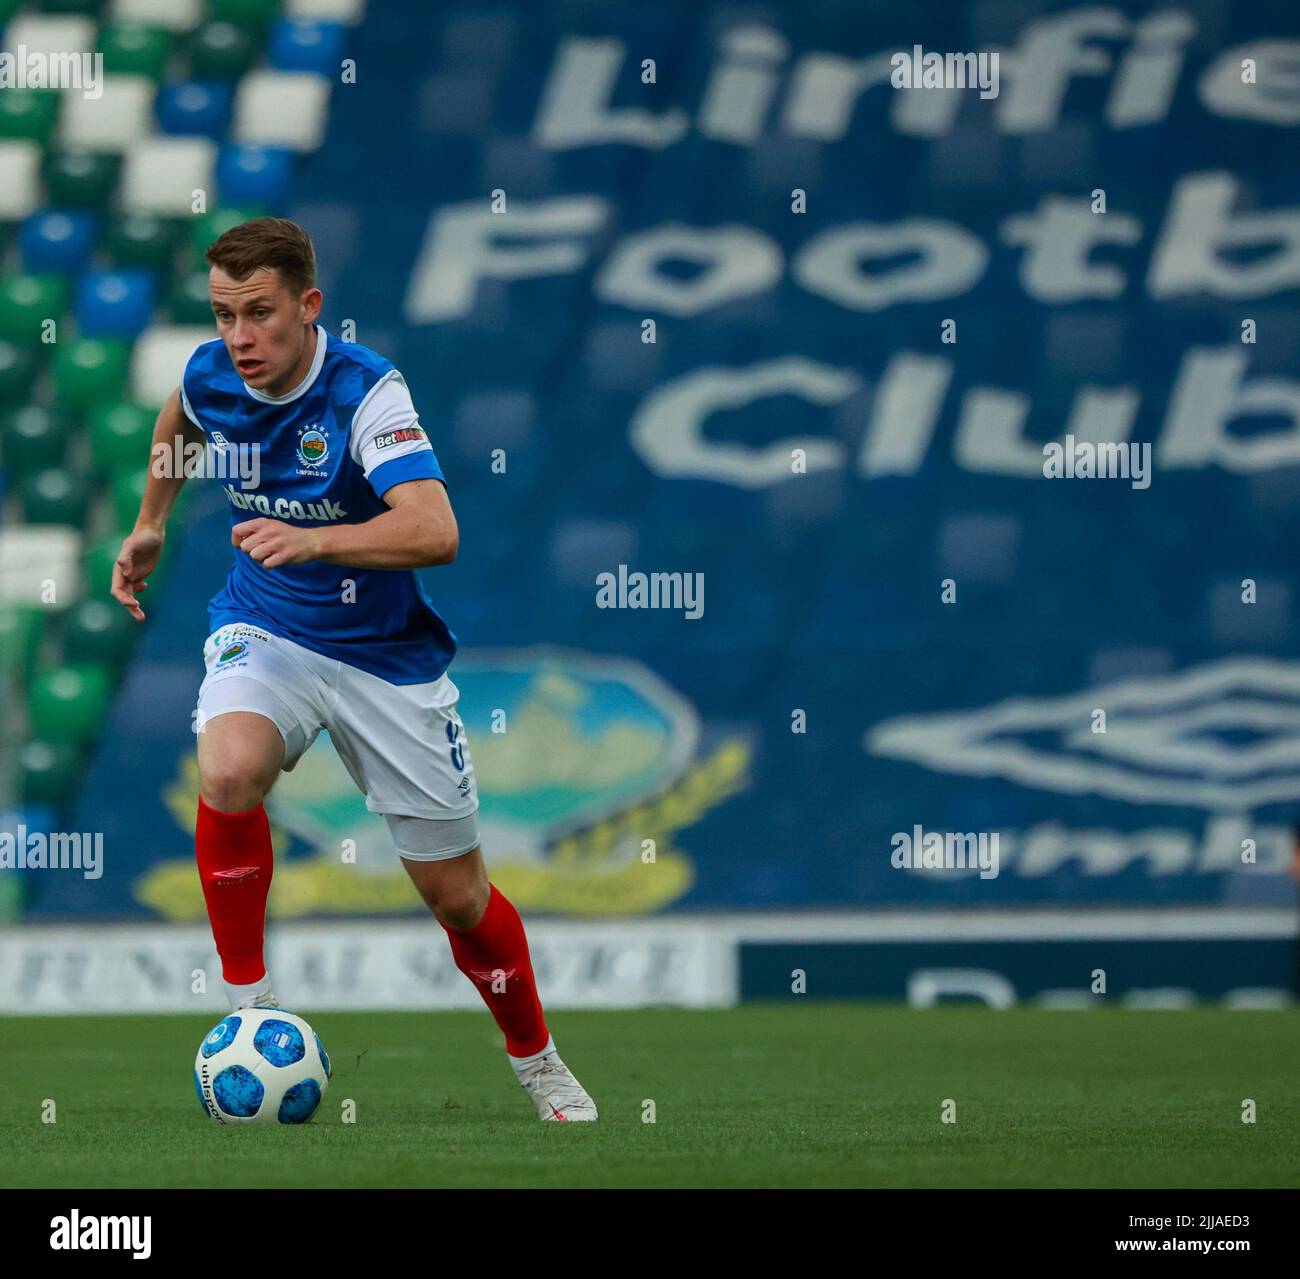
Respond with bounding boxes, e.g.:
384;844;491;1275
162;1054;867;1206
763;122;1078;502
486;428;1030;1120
268;20;349;75
935;512;1022;586
76;270;158;339
156;81;234;139
19;210;99;276
450;388;535;459
217;144;294;208
548;517;641;591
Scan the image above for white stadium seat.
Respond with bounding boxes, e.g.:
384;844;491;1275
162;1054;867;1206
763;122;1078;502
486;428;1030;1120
58;75;155;152
120;137;216;216
131;326;218;409
108;0;204;34
234;72;332;152
2;16;97;59
0;527;82;609
0;141;42;220
287;0;368;21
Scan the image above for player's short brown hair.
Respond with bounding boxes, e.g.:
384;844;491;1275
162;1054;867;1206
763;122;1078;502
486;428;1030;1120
204;216;317;297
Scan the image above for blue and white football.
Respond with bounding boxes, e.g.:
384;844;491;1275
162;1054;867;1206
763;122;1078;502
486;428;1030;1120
194;1009;331;1125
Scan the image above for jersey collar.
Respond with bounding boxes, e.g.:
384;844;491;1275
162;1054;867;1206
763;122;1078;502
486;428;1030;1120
241;324;327;404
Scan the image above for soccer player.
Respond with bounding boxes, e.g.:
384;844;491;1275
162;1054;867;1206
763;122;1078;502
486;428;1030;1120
110;217;596;1122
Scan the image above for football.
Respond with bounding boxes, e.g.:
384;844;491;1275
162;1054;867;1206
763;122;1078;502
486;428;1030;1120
194;1009;331;1125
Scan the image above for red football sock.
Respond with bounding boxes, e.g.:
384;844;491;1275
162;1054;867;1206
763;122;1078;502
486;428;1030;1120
440;883;550;1057
195;795;274;985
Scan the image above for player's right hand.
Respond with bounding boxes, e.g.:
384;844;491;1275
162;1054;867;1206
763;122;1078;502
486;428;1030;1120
111;527;165;622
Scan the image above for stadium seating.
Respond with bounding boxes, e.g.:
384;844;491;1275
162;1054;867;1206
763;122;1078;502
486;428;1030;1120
2;0;1296;936
0;0;344;819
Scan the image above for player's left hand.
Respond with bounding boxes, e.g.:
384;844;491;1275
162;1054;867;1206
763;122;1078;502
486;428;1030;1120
231;518;320;569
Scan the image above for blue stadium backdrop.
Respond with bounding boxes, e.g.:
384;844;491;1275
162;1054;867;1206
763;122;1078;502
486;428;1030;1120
6;0;1300;962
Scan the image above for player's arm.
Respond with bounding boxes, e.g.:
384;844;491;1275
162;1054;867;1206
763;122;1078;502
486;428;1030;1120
232;478;459;570
110;387;205;621
312;477;458;568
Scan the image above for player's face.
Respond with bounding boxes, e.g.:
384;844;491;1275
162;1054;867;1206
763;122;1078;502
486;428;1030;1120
209;266;322;395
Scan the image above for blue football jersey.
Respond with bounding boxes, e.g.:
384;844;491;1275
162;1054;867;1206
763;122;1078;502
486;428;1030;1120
180;325;457;685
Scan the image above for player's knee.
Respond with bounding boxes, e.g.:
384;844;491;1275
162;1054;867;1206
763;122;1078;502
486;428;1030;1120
200;766;275;813
436;882;489;930
408;860;488;928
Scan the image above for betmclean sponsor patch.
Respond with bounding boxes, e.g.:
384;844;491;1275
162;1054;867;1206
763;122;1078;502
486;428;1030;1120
375;426;428;450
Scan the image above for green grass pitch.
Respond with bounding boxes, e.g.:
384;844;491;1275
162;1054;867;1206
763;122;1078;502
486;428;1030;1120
1;1005;1296;1188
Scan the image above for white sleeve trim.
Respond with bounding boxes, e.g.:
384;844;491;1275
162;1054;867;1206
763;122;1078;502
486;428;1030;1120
179;384;200;427
349;369;433;479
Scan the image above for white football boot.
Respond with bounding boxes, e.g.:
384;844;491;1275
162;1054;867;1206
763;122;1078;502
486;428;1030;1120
513;1050;598;1122
235;989;283;1010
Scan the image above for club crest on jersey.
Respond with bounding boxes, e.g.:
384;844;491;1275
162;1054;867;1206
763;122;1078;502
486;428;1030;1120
296;424;329;471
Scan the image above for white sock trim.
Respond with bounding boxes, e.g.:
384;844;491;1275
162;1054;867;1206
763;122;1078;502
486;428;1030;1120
224;975;272;1009
507;1034;556;1070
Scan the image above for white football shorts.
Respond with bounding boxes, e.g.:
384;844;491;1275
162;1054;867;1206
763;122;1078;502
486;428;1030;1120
196;623;480;860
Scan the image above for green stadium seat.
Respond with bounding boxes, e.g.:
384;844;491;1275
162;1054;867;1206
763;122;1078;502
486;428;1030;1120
62;597;136;667
189;21;259;79
19;739;82;806
112;468;189;536
188;206;265;260
89;401;155;474
19;466;93;527
0;603;42;683
0;340;38;404
82;534;121;600
169;268;215;324
105;213;181;272
211;0;279;26
30;663;114;743
0;274;68;346
0;405;68;477
37;1;106;15
42;149;121;209
112;466;149;532
54;337;130;412
99;23;173;81
0;89;60;144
